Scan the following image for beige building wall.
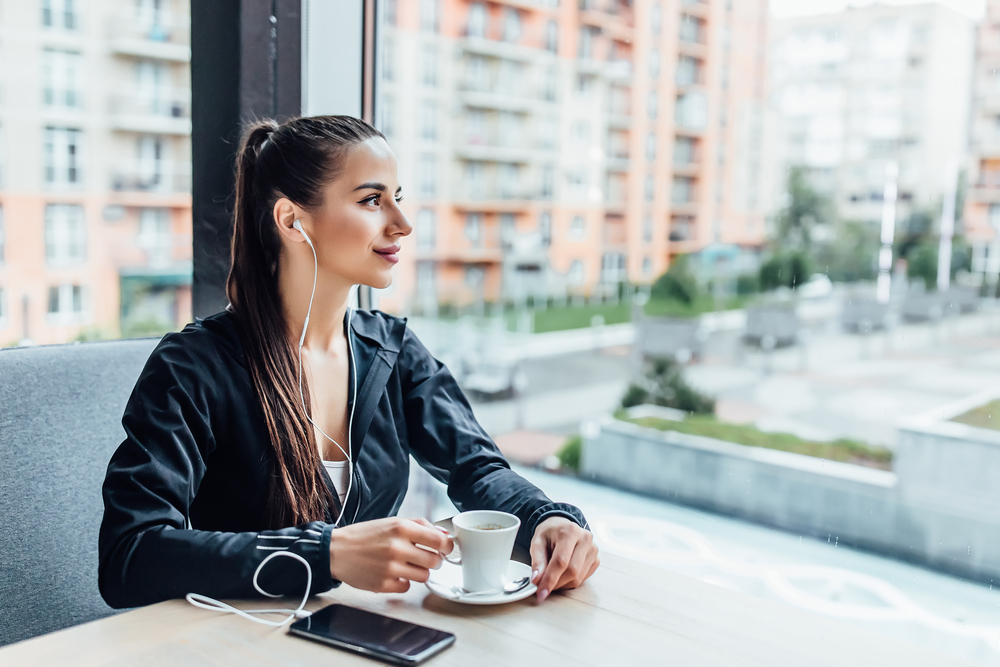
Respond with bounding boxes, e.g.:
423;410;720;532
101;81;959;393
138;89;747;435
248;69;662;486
0;0;192;346
964;0;1000;246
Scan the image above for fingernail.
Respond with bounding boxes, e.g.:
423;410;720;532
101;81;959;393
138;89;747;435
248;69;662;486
531;569;539;583
538;588;549;603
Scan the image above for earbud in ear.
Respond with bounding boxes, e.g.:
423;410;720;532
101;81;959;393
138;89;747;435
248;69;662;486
292;219;313;245
292;219;302;231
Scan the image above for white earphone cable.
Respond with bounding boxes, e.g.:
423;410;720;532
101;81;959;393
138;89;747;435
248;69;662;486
185;219;359;625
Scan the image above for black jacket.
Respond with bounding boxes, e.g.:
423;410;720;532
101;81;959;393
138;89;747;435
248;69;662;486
98;308;587;609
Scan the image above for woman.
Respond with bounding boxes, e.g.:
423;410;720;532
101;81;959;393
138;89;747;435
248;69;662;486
99;115;599;610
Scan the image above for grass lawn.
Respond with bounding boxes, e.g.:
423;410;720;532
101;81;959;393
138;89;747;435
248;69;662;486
617;412;893;470
950;400;1000;431
642;295;749;319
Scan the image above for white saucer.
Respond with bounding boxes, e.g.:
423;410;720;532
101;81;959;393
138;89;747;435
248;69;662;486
425;560;536;605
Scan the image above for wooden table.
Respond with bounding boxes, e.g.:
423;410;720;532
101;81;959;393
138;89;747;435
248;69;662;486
0;552;975;666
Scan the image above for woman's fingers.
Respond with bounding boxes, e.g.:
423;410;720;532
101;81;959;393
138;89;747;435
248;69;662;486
401;518;453;554
529;531;550;585
535;537;575;603
555;536;594;590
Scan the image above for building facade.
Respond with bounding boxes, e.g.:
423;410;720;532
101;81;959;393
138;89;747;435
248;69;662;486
0;0;192;346
376;0;768;314
769;4;974;230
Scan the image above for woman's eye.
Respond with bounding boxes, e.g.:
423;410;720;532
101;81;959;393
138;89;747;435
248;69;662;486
361;195;379;206
395;196;404;204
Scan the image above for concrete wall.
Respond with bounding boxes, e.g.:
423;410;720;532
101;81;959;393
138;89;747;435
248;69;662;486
582;415;1000;583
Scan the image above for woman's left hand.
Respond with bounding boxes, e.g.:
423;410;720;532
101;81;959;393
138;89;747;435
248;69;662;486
529;516;600;603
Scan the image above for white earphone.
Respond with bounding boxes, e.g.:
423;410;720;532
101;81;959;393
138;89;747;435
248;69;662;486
293;218;358;527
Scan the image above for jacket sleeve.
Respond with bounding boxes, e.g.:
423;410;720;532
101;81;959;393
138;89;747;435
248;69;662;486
398;328;588;549
98;333;337;609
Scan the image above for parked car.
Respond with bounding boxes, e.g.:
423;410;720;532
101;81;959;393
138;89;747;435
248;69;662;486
455;355;528;401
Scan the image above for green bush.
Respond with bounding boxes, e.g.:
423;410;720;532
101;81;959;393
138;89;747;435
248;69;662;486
760;252;811;291
557;434;582;471
735;273;759;295
651;255;698;305
622;356;715;414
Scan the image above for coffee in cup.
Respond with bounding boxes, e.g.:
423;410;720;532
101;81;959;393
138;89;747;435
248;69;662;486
443;510;520;593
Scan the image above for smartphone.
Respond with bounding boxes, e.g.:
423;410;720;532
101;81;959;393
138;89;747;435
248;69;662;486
288;604;456;665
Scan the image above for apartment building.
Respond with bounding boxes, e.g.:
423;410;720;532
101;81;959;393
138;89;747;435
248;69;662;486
964;0;1000;266
0;0;192;346
376;0;768;313
769;4;974;230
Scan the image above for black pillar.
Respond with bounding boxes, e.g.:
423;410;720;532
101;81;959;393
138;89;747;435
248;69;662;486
190;0;302;318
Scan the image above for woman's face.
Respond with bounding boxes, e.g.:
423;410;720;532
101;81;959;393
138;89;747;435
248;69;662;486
288;136;412;290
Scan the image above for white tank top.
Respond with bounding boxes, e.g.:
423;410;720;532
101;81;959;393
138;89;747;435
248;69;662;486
322;460;350;507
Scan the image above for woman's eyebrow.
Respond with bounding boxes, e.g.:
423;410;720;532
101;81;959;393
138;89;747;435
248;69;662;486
353;182;386;192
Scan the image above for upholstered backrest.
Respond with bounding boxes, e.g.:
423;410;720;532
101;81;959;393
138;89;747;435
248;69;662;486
0;338;158;647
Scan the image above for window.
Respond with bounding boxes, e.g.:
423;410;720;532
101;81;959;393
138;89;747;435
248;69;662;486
568;259;584;285
648;91;658;120
465;162;486;199
538;117;557;150
539;211;552;244
543;68;558;101
464;266;485;289
416;209;436;249
651;4;662;36
503;9;521;43
44;127;82;186
675;92;708;130
674;136;696;164
642;256;652;274
420;100;437;141
680;15;705;44
47;284;86;320
42;0;77;30
420;0;440;33
466;109;486;145
467;3;487;38
45;204;87;265
676;56;701;86
497;61;522;94
419;155;437;198
138;208;172;266
571;120;590;146
570;215;585;239
134;134;166;192
465;213;483;246
648;49;660;79
644;174;654;202
567;169;586;194
0;287;6;325
672;176;695;204
499;163;519;199
421;46;438;87
541;164;555;199
546;21;558;52
384;0;398;25
382;38;396;82
601;252;627;283
498;112;522;147
42;49;82;108
500;213;516;244
646;133;657;162
643;216;653;242
578;27;594;59
378;95;395;138
465;56;489;92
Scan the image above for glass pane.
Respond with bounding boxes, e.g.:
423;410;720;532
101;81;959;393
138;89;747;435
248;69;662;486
4;0;191;346
375;0;1000;662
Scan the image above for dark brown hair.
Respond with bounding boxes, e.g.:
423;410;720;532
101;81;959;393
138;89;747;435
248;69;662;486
226;115;384;528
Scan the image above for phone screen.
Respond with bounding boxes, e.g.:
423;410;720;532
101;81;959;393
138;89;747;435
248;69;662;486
289;604;455;664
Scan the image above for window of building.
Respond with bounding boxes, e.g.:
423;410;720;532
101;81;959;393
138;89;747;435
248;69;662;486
543;68;558;101
499;163;519;198
45;204;86;265
646;133;656;161
42;0;77;30
570;215;585;239
651;4;662;36
420;100;437;141
675;92;708;130
382;38;396;82
464;265;485;288
679;15;705;44
601;252;627;283
47;283;86;320
644;174;654;202
416;209;436;249
503;8;521;43
421;46;438;87
571;120;590;146
500;212;516;243
649;49;660;79
546;20;558;52
420;0;440;33
568;259;584;285
576;74;595;96
498;112;522;147
465;161;486;198
578;26;594;59
648;90;658;120
642;256;652;275
467;3;486;38
138;207;172;266
42;49;82;109
567;169;586;194
541;164;555;199
676;56;701;86
538;117;557;150
539;211;552;244
674;136;696;165
466;109;486;145
0;287;6;325
44;127;82;186
419;154;437;197
465;213;483;246
672;176;695;204
465;56;489;92
378;94;395;138
384;0;398;25
643;216;653;242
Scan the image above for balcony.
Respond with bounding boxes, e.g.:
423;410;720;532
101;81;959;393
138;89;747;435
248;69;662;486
109;91;191;135
111;162;192;195
108;17;190;62
455;143;540;164
458;90;547;113
460;35;554;64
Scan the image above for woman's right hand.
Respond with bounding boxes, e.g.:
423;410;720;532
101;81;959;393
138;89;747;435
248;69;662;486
329;517;453;593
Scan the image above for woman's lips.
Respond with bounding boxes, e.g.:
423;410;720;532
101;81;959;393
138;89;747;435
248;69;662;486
374;245;400;264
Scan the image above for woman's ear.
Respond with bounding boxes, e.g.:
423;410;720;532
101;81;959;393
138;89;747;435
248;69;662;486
273;197;307;243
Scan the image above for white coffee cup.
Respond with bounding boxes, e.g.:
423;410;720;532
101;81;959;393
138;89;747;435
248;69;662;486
443;510;520;593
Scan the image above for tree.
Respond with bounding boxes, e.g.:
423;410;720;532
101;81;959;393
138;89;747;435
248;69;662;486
759;252;811;291
651;255;699;305
773;167;836;251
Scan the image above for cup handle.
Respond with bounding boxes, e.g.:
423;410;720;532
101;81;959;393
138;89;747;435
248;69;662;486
441;531;461;565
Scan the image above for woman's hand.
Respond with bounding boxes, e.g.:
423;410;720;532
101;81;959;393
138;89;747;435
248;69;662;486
529;516;600;603
329;517;453;593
